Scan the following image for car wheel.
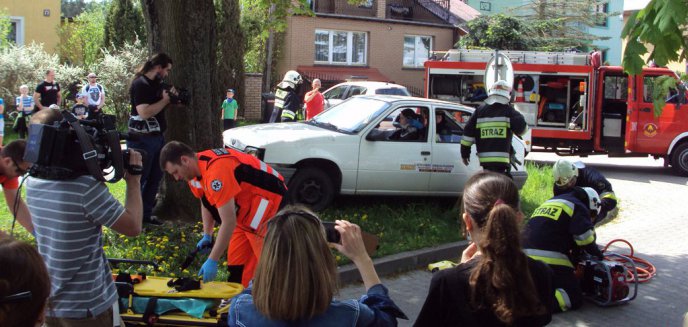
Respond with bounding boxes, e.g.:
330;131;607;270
288;167;335;211
670;142;688;176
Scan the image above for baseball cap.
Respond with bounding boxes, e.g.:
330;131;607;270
227;88;235;93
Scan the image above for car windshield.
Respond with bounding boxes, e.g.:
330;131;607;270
309;97;390;134
375;88;410;96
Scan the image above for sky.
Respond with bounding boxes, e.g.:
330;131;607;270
624;0;651;11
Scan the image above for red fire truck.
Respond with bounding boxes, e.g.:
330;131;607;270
424;49;688;175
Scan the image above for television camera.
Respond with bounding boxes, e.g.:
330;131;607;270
24;110;143;183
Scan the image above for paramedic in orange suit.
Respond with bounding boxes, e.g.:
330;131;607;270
160;141;287;287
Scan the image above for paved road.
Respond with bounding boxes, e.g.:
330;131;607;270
339;153;688;326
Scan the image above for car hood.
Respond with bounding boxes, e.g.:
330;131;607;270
223;122;347;149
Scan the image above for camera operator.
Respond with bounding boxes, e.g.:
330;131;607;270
128;53;175;226
0;140;33;234
26;109;143;326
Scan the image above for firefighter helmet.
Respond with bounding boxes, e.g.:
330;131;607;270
484;80;512;105
553;158;579;187
278;70;303;89
582;187;602;216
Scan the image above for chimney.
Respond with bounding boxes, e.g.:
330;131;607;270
377;0;387;19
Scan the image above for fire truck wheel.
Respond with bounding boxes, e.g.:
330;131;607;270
670;142;688;176
288;167;335;211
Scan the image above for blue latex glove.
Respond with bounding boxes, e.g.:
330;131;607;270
199;258;218;281
196;234;213;254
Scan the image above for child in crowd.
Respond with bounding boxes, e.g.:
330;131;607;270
14;85;35;139
71;93;89;120
221;88;238;130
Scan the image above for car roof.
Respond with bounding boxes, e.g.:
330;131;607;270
354;95;476;111
330;81;407;89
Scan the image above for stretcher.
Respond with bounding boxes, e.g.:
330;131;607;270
110;259;243;326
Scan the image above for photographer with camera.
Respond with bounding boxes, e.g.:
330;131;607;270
160;141;287;287
26;108;144;326
128;53;176;226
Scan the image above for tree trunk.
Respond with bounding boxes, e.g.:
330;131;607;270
216;0;245;117
140;0;223;221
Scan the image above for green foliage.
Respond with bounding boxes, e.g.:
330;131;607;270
104;0;145;49
510;0;608;51
0;8;12;50
459;11;601;52
0;41;145;126
0;161;554;276
622;0;688;75
239;0;311;74
89;40;148;123
459;14;530;50
57;6;107;66
0;43;83;105
62;0;100;18
650;74;688;117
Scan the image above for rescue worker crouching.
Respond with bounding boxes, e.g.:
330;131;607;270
160;141;288;287
460;80;528;177
553;158;617;224
522;187;604;313
272;70;303;123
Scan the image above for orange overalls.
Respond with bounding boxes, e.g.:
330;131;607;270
188;148;287;286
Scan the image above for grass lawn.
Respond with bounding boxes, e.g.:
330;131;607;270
0;121;555;277
0;162;554;279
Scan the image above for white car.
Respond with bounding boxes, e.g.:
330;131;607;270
322;81;410;109
223;95;528;211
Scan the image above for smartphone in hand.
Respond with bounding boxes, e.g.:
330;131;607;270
322;221;379;255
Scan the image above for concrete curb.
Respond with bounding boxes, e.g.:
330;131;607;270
338;240;470;285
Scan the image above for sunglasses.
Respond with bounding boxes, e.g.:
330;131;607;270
0;291;32;303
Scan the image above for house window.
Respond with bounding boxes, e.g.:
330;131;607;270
595;3;608;27
403;35;432;68
315;29;367;65
6;17;24;45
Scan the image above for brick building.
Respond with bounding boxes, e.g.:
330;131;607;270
276;0;479;94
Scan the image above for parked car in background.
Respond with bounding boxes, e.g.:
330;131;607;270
223;95;528;211
322;81;410;109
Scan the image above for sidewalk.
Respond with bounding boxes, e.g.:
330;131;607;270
339;154;688;326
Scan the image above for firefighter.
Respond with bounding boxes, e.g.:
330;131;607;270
553;158;617;224
270;70;303;122
522;187;604;313
160;141;288;287
460;80;528;177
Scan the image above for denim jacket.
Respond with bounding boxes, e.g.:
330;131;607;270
228;284;407;327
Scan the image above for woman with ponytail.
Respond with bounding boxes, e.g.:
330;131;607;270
415;171;552;326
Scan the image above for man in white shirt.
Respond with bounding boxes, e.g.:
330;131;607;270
82;72;105;118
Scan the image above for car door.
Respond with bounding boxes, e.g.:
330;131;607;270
323;85;349;109
357;105;431;194
429;106;482;194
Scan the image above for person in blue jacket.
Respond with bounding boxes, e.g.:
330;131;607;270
228;205;407;327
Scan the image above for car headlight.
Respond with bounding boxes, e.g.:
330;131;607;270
244;146;265;160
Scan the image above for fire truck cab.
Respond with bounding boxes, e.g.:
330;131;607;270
424;49;688;176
